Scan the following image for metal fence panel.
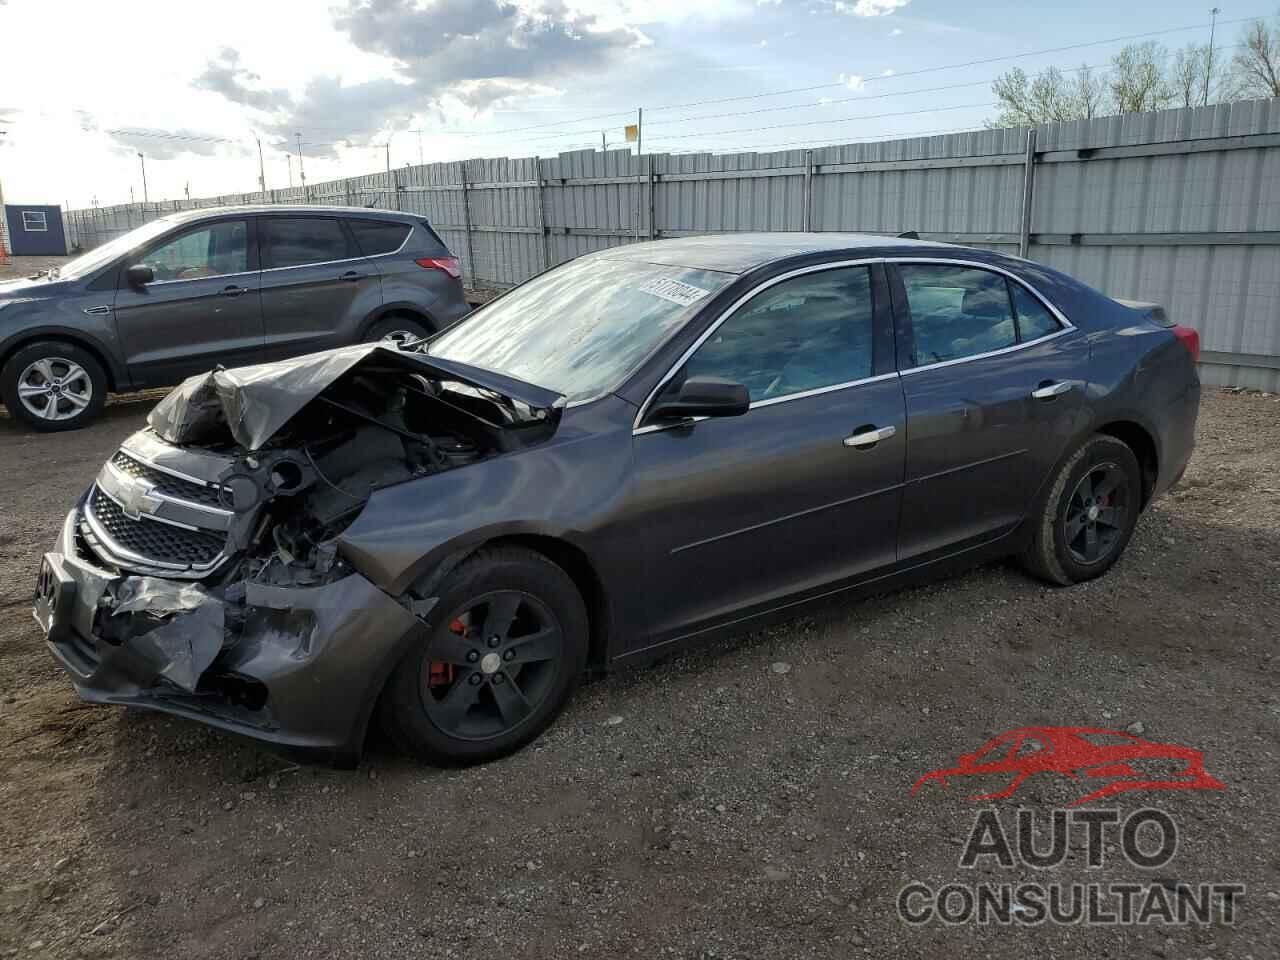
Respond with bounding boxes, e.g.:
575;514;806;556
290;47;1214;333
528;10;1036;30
59;98;1280;388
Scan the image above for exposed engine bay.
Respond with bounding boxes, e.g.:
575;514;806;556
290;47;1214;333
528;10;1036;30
47;343;564;724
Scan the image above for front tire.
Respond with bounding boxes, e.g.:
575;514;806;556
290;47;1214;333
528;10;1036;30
379;547;589;765
1020;435;1142;585
1;340;107;432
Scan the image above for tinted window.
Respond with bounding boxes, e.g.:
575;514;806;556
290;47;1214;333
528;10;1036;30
143;220;248;281
261;217;351;269
348;219;411;256
1011;283;1061;341
682;267;874;402
900;265;1016;366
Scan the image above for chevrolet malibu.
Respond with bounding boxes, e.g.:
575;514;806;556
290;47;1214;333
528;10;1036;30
34;234;1201;765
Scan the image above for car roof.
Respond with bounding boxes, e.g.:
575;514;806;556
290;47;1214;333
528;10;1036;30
588;232;969;275
161;204;416;224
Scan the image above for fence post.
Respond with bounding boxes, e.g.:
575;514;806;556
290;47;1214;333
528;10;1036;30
393;167;402;212
647;154;656;240
1018;128;1038;259
459;161;476;288
534;156;551;273
802;149;814;232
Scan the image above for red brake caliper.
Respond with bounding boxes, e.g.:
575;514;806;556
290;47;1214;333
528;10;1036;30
427;618;464;689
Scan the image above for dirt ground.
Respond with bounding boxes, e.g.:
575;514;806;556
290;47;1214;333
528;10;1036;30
1;256;1278;959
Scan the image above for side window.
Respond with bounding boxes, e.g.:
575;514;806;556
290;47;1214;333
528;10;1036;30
261;217;352;269
681;266;875;402
144;221;248;281
1010;283;1062;341
899;265;1017;366
347;219;411;256
22;211;48;232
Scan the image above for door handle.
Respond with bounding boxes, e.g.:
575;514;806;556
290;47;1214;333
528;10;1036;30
1031;380;1072;400
844;425;897;448
221;285;248;298
339;271;365;282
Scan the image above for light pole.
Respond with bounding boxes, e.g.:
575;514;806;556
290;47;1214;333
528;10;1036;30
137;152;148;203
253;134;267;194
295;132;306;194
1204;7;1221;107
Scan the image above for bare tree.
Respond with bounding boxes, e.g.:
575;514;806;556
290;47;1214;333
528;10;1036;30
990;65;1109;126
1075;64;1108;117
1110;42;1175;113
1231;18;1280;98
1171;44;1208;107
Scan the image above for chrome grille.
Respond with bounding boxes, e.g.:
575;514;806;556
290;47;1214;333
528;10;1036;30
88;486;227;568
110;451;226;508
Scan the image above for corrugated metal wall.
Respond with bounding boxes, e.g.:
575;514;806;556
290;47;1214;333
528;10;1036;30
62;99;1280;389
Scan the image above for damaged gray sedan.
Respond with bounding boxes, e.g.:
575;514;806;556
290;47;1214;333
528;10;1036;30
34;234;1200;765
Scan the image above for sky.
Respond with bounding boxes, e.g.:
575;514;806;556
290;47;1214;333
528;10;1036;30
0;0;1270;209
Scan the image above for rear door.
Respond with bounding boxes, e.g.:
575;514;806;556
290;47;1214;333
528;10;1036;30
112;217;264;386
889;260;1090;561
257;215;381;360
627;262;906;644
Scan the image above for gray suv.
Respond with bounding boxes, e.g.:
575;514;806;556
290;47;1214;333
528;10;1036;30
0;205;471;431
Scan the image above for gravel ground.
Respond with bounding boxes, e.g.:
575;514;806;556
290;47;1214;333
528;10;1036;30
1;254;1278;958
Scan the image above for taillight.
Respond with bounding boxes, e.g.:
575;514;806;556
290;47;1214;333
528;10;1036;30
415;256;461;279
1171;325;1200;363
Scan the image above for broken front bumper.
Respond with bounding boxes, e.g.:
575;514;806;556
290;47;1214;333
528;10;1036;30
35;508;428;766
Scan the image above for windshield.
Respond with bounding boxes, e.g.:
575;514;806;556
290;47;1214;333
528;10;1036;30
57;218;176;279
428;257;735;401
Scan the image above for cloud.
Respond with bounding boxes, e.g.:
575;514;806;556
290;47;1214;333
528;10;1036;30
834;0;910;15
889;26;902;35
881;68;895;76
192;0;648;156
756;39;769;47
192;47;292;112
838;72;866;90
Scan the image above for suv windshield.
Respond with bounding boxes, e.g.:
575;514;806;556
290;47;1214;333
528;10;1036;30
428;257;734;401
57;218;176;279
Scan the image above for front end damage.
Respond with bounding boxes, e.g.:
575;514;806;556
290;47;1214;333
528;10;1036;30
34;343;563;764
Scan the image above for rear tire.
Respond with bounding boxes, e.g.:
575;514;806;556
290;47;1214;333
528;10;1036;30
363;315;432;347
1;340;107;432
379;547;589;765
1020;435;1142;585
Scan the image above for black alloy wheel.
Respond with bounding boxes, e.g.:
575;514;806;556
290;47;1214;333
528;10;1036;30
379;546;588;765
421;591;563;741
1063;461;1130;565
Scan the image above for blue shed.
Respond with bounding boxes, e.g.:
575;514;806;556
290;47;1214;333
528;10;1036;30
4;204;67;256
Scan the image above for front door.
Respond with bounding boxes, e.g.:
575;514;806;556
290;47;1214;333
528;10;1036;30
257;215;381;359
112;217;264;386
627;263;906;647
890;261;1090;561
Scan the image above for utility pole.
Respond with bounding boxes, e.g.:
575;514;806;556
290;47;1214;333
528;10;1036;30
1204;7;1221;107
253;134;267;193
295;132;306;193
601;131;607;152
287;155;293;188
137;152;148;203
634;108;643;241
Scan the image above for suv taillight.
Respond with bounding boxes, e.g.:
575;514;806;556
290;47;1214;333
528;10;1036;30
1171;325;1200;363
415;256;461;279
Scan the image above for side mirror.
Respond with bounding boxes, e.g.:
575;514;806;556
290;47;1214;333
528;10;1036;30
649;376;750;421
126;264;154;287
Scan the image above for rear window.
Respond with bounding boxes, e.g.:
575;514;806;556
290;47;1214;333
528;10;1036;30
348;219;412;256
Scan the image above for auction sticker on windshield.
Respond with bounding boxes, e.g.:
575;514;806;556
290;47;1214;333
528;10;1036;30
638;276;713;306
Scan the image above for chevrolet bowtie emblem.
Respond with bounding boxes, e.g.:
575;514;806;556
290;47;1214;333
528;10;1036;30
118;478;164;520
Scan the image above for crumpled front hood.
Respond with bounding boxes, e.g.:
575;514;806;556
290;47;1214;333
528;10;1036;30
148;343;565;450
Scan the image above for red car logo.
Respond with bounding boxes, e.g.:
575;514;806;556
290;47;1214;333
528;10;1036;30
911;726;1225;806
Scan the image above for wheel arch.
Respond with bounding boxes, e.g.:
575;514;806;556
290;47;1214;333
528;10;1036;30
0;329;122;391
359;302;437;340
1093;419;1158;508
